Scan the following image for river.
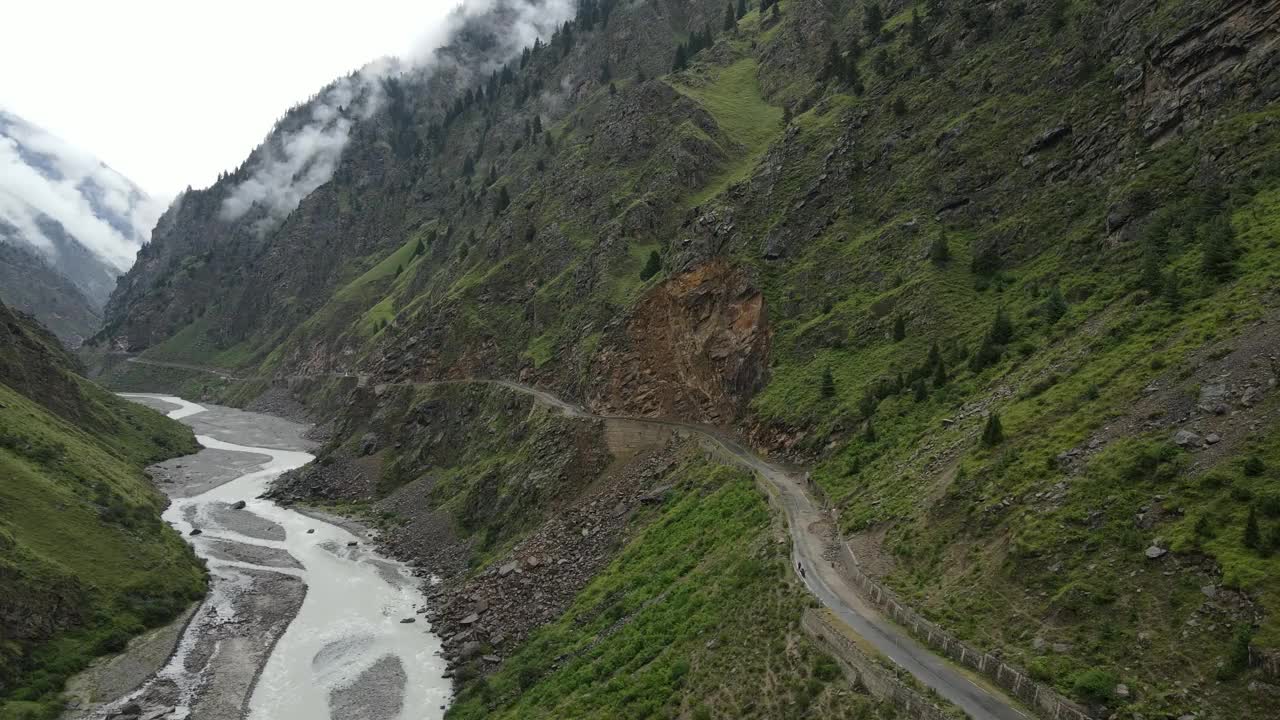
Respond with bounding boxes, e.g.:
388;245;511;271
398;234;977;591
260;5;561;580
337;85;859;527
78;395;451;720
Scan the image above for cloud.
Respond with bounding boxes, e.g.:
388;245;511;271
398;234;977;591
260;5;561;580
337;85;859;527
0;112;163;271
219;0;575;231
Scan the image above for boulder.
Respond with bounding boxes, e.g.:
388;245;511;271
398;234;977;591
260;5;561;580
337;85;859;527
230;500;247;510
400;617;416;624
188;528;202;536
498;561;519;577
1173;429;1202;448
1145;545;1168;560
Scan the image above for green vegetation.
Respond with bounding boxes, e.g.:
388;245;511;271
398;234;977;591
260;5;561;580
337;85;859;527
447;457;887;719
673;57;783;205
1;306;203;718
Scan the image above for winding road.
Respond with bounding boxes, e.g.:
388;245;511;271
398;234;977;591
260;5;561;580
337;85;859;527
117;357;1028;720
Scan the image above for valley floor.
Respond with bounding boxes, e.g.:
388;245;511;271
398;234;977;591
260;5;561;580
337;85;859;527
64;397;448;720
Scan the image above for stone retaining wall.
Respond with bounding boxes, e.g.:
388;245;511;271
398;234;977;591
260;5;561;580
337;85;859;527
833;542;1094;720
801;609;955;720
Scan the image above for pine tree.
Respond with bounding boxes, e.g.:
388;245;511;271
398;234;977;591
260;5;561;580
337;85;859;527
893;314;906;342
820;367;836;398
864;2;884;39
1244;506;1262;550
863;419;877;443
972;243;1001;276
822;41;844;82
600;61;611;83
1200;215;1236;281
1043;286;1068;324
990;306;1013;345
724;2;736;31
927;341;942;369
1162;271;1183;309
932;358;948;387
929;234;951;265
673;43;688;71
859;389;878;419
981;412;1004;447
640;250;661;280
912;378;929;402
462;154;475;177
1138;245;1163;295
494;186;510;214
910;8;925;44
414;238;426;256
737;0;747;19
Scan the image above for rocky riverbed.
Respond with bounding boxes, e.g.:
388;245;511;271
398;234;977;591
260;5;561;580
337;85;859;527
62;396;449;720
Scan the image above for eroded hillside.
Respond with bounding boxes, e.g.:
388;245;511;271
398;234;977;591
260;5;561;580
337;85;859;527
94;0;1280;717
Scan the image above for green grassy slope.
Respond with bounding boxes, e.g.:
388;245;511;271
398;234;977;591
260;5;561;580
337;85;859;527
446;457;890;720
0;304;204;719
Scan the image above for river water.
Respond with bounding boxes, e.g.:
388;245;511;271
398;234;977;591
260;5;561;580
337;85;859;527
121;395;450;720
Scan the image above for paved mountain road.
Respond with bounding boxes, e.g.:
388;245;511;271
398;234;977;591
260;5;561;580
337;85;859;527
119;357;1028;719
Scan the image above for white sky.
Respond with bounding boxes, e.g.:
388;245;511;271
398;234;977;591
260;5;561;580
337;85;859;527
0;0;456;200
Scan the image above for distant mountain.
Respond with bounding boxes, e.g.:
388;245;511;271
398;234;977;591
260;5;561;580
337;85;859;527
0;241;99;347
0;109;162;341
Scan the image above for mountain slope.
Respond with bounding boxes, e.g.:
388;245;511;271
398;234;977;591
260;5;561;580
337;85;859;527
0;109;162;341
0;241;100;347
96;0;1280;717
0;301;203;718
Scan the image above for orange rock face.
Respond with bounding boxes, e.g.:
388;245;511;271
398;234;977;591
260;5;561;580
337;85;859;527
588;259;770;425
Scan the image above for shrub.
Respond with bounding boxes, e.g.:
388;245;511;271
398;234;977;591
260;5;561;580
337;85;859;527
1244;455;1266;477
1069;668;1117;704
640;251;662;281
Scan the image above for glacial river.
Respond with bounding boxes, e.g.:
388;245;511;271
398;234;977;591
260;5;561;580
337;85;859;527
117;395;450;720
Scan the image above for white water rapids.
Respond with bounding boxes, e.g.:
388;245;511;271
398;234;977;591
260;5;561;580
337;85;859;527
121;395;450;720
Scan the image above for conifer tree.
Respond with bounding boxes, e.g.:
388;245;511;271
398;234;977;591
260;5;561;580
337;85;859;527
981;412;1004;447
640;250;661;280
1043;286;1068;324
724;2;736;31
737;0;747;19
673;43;688;71
1245;506;1262;550
929;234;951;265
1200;216;1236;281
820;367;836;398
494;186;510;214
864;2;884;39
910;8;925;44
893;314;906;342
